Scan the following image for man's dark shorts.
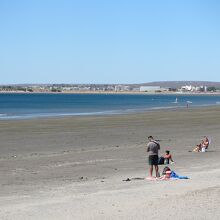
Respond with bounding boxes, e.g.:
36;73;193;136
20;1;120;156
148;155;158;165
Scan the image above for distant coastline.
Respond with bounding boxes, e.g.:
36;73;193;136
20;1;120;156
1;81;220;94
1;90;220;95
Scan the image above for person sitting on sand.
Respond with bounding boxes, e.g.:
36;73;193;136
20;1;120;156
164;150;174;164
201;136;209;150
146;136;160;178
193;136;209;152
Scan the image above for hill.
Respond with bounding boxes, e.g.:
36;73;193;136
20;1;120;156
134;81;220;88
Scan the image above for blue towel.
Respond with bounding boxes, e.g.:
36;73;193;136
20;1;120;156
170;171;189;179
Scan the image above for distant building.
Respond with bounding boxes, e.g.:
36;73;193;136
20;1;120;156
132;87;141;92
180;85;208;93
114;85;130;92
140;86;161;92
181;85;192;91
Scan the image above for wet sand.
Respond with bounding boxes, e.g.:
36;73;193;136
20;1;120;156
0;106;220;219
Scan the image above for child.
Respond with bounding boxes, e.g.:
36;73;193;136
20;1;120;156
164;150;174;164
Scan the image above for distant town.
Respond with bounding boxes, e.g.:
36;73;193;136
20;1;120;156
0;82;220;93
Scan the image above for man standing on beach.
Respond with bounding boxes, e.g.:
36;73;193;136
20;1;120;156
147;136;160;178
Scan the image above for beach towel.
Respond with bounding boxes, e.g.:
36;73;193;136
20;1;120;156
145;171;189;181
170;171;189;179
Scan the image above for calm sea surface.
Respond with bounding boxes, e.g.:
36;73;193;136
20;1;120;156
0;93;220;120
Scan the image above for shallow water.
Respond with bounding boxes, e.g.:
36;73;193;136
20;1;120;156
0;93;220;120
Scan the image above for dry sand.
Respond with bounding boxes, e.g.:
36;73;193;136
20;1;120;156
0;106;220;219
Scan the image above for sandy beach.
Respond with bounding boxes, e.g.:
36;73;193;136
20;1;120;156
1;106;220;219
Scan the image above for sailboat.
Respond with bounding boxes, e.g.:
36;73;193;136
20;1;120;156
172;97;178;103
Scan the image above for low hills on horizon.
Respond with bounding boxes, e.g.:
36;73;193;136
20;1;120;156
135;81;220;88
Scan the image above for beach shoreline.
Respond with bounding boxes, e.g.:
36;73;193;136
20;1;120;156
1;90;220;95
1;92;220;121
1;106;220;219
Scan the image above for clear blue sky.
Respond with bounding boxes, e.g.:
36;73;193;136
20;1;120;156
0;0;220;84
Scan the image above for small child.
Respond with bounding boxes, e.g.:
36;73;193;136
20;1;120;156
164;150;174;165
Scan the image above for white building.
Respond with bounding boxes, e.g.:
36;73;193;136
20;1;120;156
181;85;192;91
181;85;208;92
115;85;130;91
140;86;161;92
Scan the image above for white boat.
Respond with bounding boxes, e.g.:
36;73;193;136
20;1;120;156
172;98;178;103
186;101;192;104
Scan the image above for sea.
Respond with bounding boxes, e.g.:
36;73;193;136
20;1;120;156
0;93;220;120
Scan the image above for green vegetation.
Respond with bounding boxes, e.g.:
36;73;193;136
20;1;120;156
207;87;217;92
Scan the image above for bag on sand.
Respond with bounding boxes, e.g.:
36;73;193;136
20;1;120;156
201;147;206;152
158;156;164;165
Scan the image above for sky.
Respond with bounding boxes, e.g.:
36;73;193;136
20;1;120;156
0;0;220;84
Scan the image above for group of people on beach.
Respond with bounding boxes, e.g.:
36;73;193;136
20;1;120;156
146;135;209;179
146;136;174;178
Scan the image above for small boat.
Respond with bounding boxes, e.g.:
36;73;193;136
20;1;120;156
186;101;192;104
172;98;178;103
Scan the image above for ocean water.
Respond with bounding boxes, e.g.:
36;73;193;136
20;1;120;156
0;93;220;120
